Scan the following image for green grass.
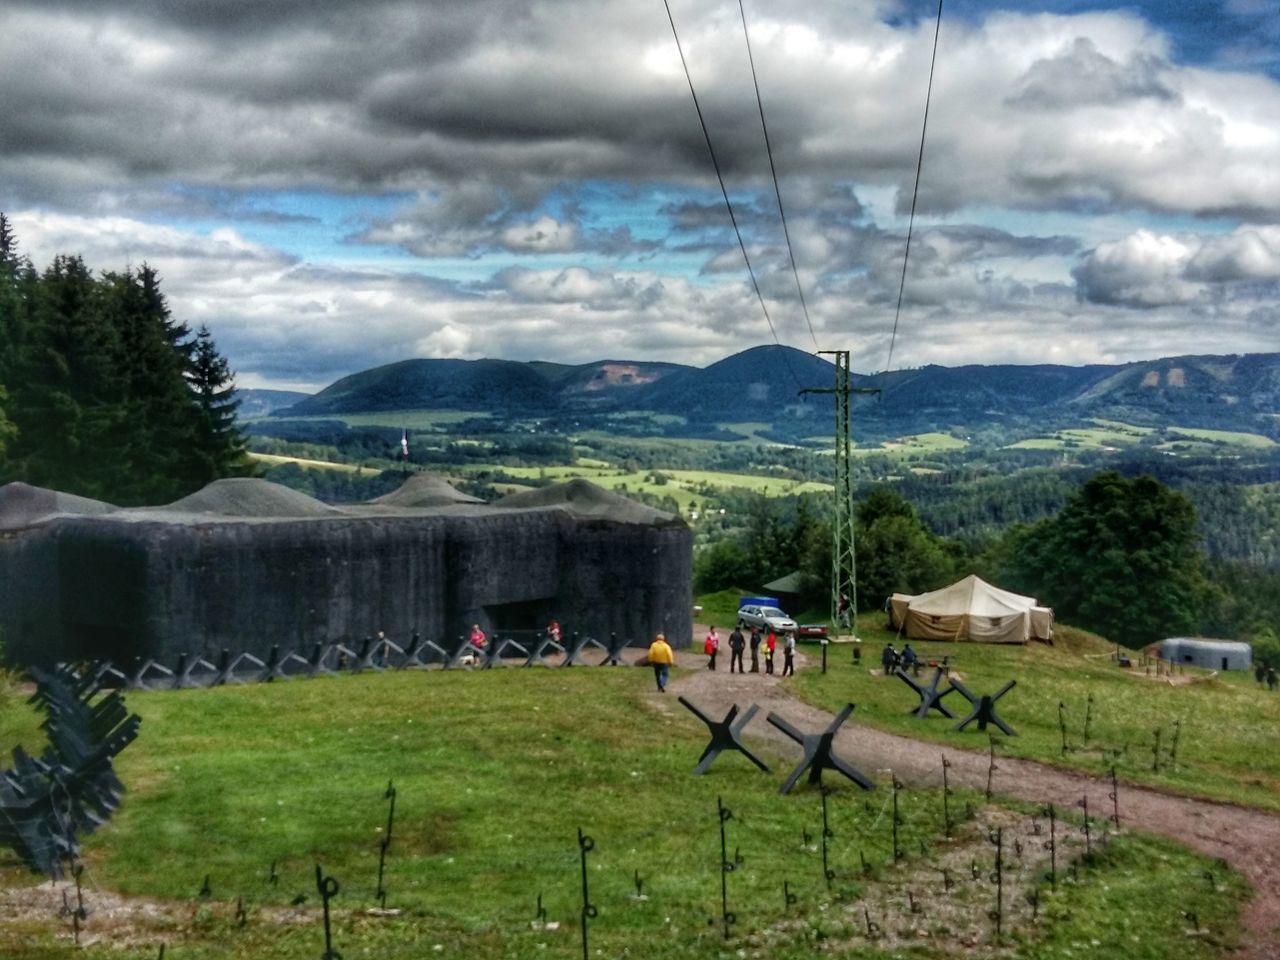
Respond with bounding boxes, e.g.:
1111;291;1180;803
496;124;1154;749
0;668;1248;959
794;622;1280;811
465;464;832;510
1006;420;1275;453
294;410;494;430
250;453;366;473
849;433;969;456
1162;426;1275;449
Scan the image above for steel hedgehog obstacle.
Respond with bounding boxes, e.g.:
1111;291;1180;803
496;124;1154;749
0;665;141;876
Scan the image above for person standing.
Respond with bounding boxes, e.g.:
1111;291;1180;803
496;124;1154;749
765;630;777;675
881;642;897;674
704;626;720;671
728;626;746;673
749;626;761;673
837;592;851;631
547;619;562;647
648;633;674;692
782;631;796;676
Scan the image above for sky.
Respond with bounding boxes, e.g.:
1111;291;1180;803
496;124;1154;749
2;0;1279;392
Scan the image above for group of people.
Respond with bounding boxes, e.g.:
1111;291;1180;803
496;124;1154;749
644;625;798;694
702;625;796;677
880;641;918;674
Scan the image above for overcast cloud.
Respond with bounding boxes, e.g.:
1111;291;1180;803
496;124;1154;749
2;0;1279;390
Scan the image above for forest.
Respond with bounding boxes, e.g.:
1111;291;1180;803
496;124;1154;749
0;215;251;505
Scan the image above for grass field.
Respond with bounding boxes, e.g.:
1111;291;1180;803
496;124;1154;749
279;410;494;430
1160;426;1276;450
1006;419;1275;453
464;464;831;510
0;666;1249;959
794;622;1280;812
847;433;969;456
693;596;1280;812
250;453;367;473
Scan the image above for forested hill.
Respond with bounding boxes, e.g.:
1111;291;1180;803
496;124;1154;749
278;347;1280;439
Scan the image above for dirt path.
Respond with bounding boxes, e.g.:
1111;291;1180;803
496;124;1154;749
657;651;1280;960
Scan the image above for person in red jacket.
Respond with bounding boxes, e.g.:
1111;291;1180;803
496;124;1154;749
764;630;777;675
704;626;720;671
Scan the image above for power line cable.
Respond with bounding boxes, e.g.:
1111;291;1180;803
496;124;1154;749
884;0;945;375
736;0;820;352
662;0;804;390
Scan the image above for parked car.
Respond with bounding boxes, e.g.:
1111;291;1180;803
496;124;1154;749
737;604;798;634
795;623;829;641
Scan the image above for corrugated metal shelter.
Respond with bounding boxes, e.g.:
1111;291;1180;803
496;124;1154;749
1158;637;1252;672
889;574;1053;644
0;476;693;667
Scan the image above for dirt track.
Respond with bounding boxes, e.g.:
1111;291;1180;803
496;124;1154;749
656;650;1280;959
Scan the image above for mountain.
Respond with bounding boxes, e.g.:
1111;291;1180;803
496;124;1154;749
637;345;836;422
283;358;562;416
271;347;1280;439
280;357;691;417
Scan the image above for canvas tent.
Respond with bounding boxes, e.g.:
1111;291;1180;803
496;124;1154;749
889;575;1053;644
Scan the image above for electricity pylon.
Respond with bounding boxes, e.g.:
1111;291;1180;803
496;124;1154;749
803;351;878;641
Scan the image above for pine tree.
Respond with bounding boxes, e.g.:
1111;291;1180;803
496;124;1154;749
0;214;22;459
9;255;125;497
186;324;253;484
102;265;200;503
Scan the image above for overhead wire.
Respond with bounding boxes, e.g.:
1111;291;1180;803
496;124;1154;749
884;0;945;376
662;0;805;391
736;0;820;353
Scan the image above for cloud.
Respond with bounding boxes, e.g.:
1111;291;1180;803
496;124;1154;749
4;3;1280;222
1074;226;1280;307
5;3;1280;387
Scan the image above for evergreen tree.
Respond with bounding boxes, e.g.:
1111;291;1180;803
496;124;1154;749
8;255;124;497
186;324;253;483
0;214;23;459
103;265;201;503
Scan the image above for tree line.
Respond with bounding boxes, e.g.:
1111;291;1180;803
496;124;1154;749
0;215;251;505
696;471;1280;659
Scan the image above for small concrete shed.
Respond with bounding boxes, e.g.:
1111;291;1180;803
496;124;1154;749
1158;638;1252;672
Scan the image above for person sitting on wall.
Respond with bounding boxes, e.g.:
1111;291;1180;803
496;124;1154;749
470;624;487;649
900;643;918;674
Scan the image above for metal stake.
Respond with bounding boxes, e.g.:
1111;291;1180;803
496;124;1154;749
578;828;597;960
716;797;737;939
375;780;396;908
315;864;340;960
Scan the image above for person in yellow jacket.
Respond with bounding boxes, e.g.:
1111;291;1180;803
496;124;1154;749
647;633;674;692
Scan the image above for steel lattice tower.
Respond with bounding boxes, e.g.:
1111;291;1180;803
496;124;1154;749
822;351;857;637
